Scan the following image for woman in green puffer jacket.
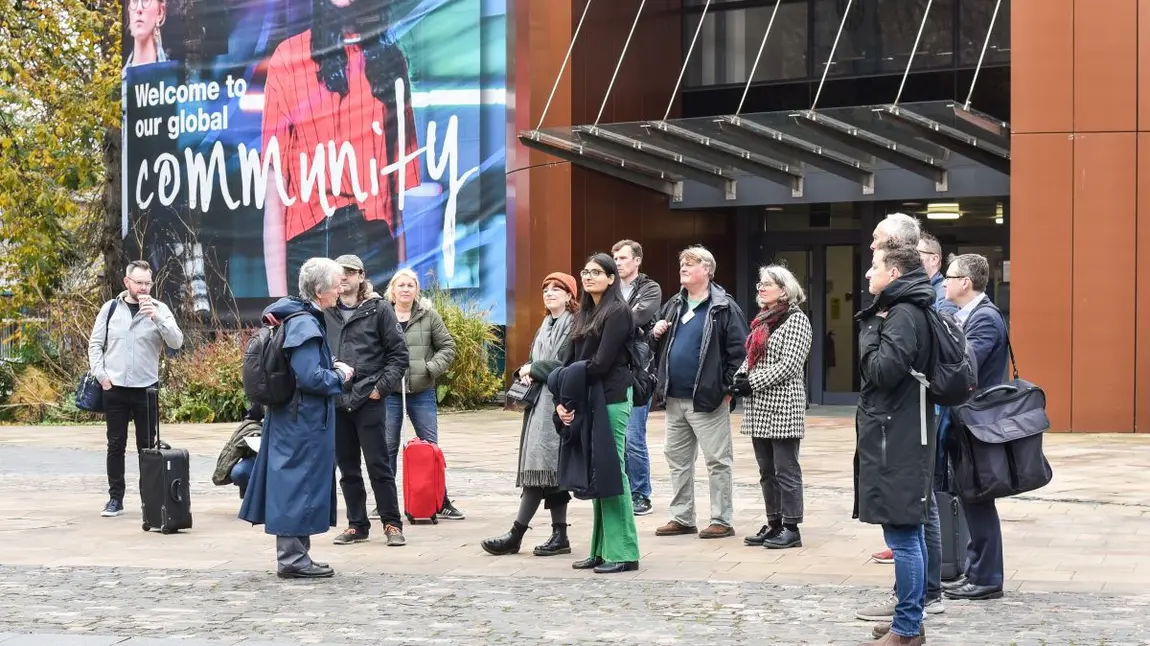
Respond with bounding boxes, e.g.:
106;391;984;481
384;268;462;519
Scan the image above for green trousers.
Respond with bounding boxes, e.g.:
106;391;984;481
587;396;641;563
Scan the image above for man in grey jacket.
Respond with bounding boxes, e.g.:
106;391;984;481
613;240;662;516
88;260;184;518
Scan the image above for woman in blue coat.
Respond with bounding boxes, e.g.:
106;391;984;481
239;258;353;579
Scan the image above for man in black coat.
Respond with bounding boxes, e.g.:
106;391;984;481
854;241;937;646
324;255;410;547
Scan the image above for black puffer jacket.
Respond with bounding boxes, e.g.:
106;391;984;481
324;295;409;412
852;268;938;526
652;283;749;414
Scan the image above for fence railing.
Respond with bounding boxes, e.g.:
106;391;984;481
0;318;47;362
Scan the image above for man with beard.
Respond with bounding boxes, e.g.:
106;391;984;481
323;254;410;546
261;0;422;297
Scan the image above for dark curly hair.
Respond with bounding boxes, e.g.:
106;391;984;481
310;0;412;191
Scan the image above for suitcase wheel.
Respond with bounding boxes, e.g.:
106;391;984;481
142;523;150;532
405;512;414;523
430;514;438;525
161;526;175;535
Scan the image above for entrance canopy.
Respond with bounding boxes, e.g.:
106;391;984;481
518;100;1010;210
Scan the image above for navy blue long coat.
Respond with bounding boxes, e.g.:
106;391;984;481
239;297;345;536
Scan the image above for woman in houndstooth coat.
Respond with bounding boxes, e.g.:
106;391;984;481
730;264;812;550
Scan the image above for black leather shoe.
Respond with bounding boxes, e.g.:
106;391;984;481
943;582;1003;601
743;524;782;546
533;524;571;556
481;521;528;556
763;527;802;549
942;576;968;591
312;561;329;568
572;556;603;570
593;560;639;574
277;564;334;579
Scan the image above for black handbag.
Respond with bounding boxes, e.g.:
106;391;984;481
74;300;118;413
506;379;541;407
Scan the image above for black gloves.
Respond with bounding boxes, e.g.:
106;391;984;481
729;376;752;397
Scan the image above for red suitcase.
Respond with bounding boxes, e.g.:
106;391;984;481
399;385;447;523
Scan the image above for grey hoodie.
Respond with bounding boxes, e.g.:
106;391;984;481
87;292;184;388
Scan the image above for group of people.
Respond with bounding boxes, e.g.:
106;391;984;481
89;255;462;580
89;222;1008;643
852;214;1009;645
478;240;816;572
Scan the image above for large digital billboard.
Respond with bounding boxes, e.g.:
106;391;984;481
122;0;507;323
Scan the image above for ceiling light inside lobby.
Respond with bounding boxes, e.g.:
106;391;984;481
926;202;961;220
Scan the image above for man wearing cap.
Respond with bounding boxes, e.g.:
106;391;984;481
323;255;411;546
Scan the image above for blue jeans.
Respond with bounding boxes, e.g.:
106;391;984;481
624;402;652;498
384;389;447;498
231;457;255;498
925;492;942;599
883;524;927;639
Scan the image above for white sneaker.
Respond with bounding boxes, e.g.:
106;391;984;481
925;597;945;615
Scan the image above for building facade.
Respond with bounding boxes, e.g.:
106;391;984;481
506;0;1148;433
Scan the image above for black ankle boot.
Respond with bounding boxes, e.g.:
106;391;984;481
533;523;572;556
481;521;528;556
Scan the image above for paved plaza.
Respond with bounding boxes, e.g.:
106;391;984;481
1;408;1149;644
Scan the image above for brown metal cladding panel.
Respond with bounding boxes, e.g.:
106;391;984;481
1010;134;1074;432
1071;133;1137;432
571;0;683;124
1136;134;1150;431
569;168;736;295
1012;0;1074;133
1074;0;1138;132
506;0;575;373
1140;1;1150;129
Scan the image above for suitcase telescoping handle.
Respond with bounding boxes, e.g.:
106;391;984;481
400;377;407;446
147;386;161;449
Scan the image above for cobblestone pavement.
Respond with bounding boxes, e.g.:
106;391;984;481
1;565;1147;645
4;413;1150;644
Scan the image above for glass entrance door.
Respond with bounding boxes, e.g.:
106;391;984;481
760;244;860;405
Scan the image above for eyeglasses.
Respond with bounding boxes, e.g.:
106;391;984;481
944;275;969;281
128;278;154;288
579;269;605;278
756;282;777;290
128;0;156;9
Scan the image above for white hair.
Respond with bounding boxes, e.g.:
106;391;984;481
297;258;342;301
758;264;806;308
881;212;922;247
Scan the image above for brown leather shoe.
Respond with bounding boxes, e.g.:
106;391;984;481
698;523;735;539
655;521;697;536
866;623;926;644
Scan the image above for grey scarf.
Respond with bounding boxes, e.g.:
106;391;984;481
516;310;573;488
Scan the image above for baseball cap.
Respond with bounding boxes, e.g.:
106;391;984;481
335;255;364;272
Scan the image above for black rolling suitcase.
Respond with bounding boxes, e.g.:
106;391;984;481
937;490;970;581
139;387;193;534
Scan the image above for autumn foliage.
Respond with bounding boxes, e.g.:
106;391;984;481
0;0;122;314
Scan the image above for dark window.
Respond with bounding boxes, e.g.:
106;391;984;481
812;0;955;78
959;0;1010;66
684;2;809;88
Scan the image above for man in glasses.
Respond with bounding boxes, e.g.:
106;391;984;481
917;233;958;316
940;254;1008;603
87;260;184;518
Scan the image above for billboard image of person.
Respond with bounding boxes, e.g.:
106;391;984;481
121;0;508;324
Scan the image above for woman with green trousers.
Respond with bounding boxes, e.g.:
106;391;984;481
553;253;641;574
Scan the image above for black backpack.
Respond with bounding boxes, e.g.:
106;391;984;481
922;307;978;406
627;328;657;408
242;311;309;408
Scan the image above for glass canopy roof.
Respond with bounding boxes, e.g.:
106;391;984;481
518;100;1010;205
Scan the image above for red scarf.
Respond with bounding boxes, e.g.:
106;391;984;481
745;305;790;369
